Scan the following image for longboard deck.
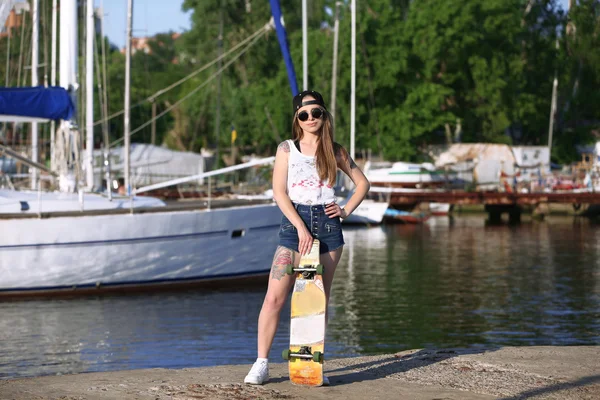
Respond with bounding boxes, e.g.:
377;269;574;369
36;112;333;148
288;239;325;386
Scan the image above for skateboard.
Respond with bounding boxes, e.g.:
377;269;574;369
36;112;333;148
282;239;326;386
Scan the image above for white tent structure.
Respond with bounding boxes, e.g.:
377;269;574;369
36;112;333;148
93;143;210;189
433;143;517;188
512;146;550;173
432;143;550;190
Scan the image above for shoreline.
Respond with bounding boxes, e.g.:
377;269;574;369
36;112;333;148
452;203;589;217
2;346;599;399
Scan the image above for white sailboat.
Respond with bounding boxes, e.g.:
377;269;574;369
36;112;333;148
0;202;281;295
334;0;389;224
366;161;456;188
0;0;281;296
339;195;389;224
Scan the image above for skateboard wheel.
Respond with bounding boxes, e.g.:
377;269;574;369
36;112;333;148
316;264;324;275
313;351;323;363
282;349;291;360
286;265;295;275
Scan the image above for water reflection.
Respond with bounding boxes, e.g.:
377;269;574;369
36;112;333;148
0;216;598;379
329;217;600;354
0;290;271;378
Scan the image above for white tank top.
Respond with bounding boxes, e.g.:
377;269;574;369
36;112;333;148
286;139;337;205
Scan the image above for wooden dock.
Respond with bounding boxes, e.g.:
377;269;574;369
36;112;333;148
383;189;600;206
373;187;600;223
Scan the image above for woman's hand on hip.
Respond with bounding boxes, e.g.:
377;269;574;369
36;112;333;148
297;227;313;256
325;202;347;218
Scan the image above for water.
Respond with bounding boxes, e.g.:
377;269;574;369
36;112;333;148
1;215;599;379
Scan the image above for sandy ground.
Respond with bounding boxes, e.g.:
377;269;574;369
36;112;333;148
2;346;599;400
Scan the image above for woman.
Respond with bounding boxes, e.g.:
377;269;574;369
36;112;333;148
244;90;370;385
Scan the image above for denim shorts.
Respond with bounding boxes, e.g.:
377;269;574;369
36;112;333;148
279;203;345;254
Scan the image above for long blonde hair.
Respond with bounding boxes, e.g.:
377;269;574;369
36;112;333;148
292;110;337;186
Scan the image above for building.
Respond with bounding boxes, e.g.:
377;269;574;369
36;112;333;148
0;2;28;38
121;32;182;57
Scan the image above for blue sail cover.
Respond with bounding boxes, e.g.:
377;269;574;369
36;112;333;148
0;86;74;121
269;0;299;96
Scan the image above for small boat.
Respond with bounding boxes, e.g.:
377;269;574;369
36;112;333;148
337;187;389;224
384;208;430;224
366;161;457;189
340;198;389;224
429;202;451;216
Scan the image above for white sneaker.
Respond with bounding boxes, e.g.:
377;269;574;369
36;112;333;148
322;375;330;386
244;359;269;385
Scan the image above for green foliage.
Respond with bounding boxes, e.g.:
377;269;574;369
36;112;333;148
3;0;600;167
0;27;28;88
551;0;600;164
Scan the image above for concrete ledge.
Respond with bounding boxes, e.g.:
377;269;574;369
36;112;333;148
1;346;599;399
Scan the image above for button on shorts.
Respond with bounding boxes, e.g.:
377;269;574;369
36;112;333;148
278;203;345;254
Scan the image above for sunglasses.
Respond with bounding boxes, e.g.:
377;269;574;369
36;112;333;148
297;108;324;122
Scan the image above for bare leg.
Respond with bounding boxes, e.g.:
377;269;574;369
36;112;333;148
257;246;300;358
320;246;344;321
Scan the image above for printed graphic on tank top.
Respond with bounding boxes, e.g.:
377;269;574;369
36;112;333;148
286;139;336;205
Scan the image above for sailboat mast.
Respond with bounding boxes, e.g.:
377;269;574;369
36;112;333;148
214;3;223;168
350;0;356;160
268;0;298;95
124;0;133;195
547;38;559;166
85;0;94;190
4;22;9;87
59;1;77;103
302;0;308;89
31;0;39;189
330;1;341;121
58;0;77;190
50;0;57;170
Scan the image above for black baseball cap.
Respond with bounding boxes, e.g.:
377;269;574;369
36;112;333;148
293;90;327;112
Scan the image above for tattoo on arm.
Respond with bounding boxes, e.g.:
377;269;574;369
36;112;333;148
343;148;358;170
334;143;358;171
278;141;290;153
271;246;295;280
349;157;358;169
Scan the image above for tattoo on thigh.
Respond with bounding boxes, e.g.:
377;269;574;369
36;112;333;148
271;247;295;281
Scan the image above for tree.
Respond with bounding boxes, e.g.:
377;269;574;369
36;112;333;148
553;0;600;163
6;0;595;166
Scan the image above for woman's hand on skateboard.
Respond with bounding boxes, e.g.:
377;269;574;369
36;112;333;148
297;228;313;256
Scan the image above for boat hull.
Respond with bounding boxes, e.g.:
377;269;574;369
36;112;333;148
429;202;451;216
0;204;282;295
384;208;430;224
394;214;430;224
340;199;389;225
366;162;455;188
